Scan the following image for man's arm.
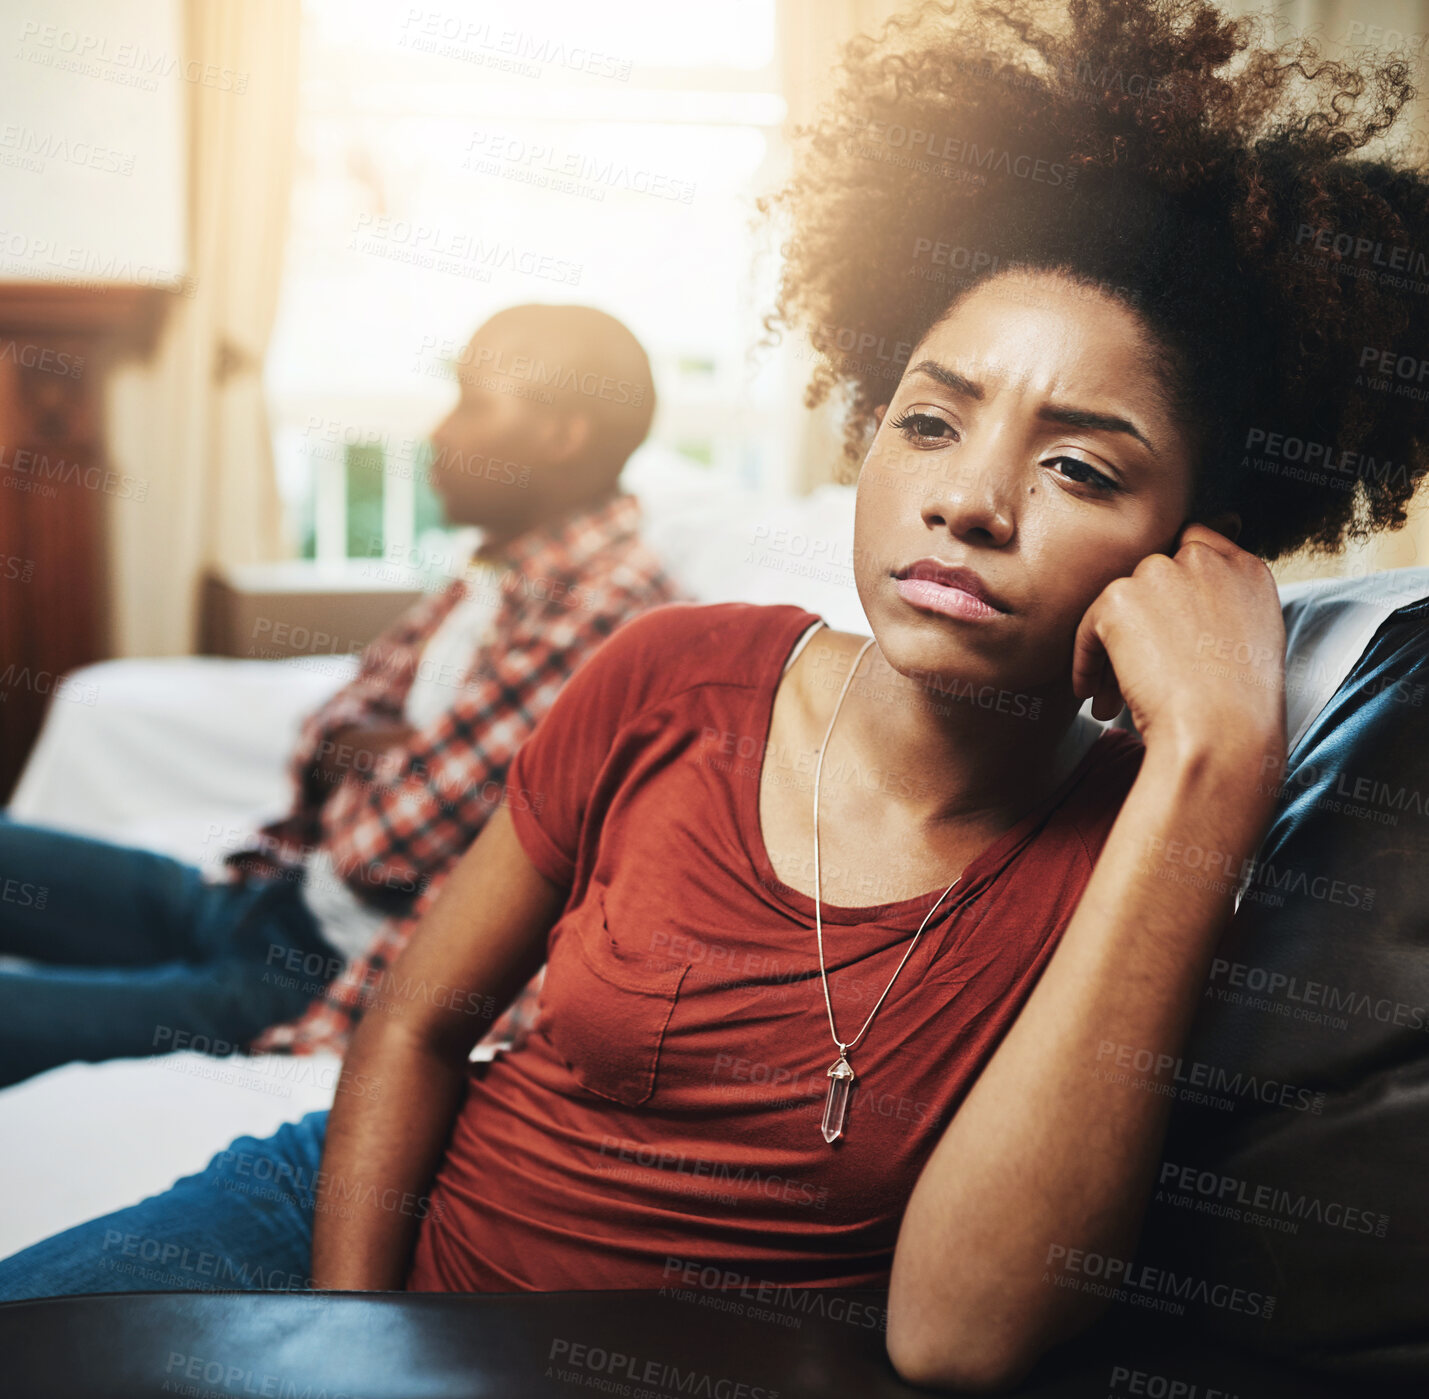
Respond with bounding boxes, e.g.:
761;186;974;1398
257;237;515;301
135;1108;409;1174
314;598;636;901
308;719;417;792
225;591;457;882
311;802;566;1289
289;587;459;810
885;529;1287;1392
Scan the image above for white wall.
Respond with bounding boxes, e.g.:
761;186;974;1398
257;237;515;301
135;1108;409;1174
0;0;186;286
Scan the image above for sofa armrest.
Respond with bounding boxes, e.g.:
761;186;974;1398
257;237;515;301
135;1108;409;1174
0;1286;1380;1399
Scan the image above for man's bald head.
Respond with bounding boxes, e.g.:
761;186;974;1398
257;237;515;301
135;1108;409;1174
458;304;656;475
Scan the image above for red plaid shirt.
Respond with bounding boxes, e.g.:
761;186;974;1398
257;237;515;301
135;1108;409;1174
241;489;688;1056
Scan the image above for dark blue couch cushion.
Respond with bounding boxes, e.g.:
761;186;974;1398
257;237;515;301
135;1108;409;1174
1136;596;1429;1381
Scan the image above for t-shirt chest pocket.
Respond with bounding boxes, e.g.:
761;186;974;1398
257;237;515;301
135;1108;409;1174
539;886;691;1107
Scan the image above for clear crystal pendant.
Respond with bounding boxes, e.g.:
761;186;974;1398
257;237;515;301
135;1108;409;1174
822;1053;855;1143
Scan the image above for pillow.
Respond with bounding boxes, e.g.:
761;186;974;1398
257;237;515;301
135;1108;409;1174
1278;569;1429;754
621;446;868;631
1134;587;1429;1383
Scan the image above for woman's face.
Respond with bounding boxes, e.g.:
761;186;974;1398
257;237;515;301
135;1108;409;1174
854;268;1198;702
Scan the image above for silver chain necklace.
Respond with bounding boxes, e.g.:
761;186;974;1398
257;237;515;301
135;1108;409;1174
814;637;964;1144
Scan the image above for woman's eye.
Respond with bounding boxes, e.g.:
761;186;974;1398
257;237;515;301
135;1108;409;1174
889;410;955;443
1049;456;1119;492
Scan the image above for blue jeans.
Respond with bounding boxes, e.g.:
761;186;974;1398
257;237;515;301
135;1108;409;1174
0;1111;330;1301
0;817;342;1088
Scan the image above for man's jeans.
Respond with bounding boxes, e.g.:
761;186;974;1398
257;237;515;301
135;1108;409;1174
0;818;342;1088
0;1111;331;1301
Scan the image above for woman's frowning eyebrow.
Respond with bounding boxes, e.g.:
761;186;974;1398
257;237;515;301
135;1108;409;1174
906;358;1158;458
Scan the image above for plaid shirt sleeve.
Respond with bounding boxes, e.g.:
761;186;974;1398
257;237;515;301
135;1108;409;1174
311;580;643;904
245;491;690;1057
247;870;549;1058
227;582;464;875
246;576;686;1058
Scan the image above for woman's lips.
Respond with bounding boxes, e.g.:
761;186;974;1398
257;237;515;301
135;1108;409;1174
893;575;1007;622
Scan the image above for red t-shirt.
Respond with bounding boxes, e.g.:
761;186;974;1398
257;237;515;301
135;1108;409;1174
405;601;1144;1293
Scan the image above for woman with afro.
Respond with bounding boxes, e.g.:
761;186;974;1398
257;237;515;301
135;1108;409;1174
2;1;1426;1392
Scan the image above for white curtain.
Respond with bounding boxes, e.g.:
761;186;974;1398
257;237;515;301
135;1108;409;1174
105;0;300;656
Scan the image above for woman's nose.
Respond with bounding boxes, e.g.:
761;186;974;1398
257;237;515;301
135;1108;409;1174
919;459;1016;546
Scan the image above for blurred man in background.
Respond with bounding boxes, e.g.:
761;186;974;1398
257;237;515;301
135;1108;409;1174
0;304;688;1086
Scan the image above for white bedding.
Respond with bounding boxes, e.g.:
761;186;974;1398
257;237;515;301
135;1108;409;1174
0;1052;343;1257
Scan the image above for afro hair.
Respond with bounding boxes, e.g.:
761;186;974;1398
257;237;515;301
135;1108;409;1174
761;0;1429;560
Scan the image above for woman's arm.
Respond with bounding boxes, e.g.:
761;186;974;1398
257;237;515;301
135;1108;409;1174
311;803;566;1290
885;527;1288;1392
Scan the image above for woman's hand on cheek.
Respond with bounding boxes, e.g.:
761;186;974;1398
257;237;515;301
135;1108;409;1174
1070;523;1288;769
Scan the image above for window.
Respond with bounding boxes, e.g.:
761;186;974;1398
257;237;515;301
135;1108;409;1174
265;0;794;574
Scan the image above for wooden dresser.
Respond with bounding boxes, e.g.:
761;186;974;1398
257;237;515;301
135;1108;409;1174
0;284;165;799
